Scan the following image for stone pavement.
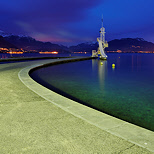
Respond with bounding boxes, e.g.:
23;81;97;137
0;57;153;153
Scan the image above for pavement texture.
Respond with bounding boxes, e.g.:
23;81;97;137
0;57;153;153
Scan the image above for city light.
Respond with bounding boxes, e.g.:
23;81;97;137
39;51;58;54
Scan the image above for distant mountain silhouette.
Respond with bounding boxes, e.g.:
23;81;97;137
69;38;154;52
69;42;98;53
0;35;17;48
3;35;69;53
107;38;154;52
1;33;154;53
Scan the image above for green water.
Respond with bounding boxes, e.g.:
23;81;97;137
30;53;154;131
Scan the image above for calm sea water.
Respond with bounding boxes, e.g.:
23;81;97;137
30;53;154;131
0;53;89;59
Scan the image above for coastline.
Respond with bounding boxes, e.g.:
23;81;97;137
0;57;153;153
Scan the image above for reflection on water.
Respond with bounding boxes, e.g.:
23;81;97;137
30;53;154;131
92;59;108;90
0;53;91;59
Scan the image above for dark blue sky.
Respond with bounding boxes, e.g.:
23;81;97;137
0;0;154;46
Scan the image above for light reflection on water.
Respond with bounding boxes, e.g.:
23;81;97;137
92;59;107;91
0;53;91;59
30;53;154;131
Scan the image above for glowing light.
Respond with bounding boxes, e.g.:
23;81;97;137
73;52;87;54
39;51;58;54
7;51;23;54
0;48;9;51
117;50;122;53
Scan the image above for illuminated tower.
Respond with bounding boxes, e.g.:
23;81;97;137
92;16;108;59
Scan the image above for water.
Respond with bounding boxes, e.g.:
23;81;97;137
30;53;154;131
0;53;90;59
0;52;90;64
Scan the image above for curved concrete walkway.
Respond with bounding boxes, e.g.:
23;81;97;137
0;57;153;153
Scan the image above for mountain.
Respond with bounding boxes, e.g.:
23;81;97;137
69;42;98;53
107;38;154;52
0;35;17;48
4;35;69;53
0;30;153;53
69;38;154;53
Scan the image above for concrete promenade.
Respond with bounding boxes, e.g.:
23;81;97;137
0;57;153;153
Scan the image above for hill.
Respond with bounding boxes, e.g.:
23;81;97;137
69;38;154;53
0;31;154;53
3;35;69;53
0;35;17;49
69;42;98;53
107;38;154;52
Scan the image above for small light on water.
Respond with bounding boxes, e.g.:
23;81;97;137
112;64;115;67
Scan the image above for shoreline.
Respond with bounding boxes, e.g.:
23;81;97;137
0;57;153;153
19;57;154;152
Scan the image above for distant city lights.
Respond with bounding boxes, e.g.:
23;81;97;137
39;51;58;54
0;48;154;54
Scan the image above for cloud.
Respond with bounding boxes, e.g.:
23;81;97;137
0;0;102;22
0;0;153;44
0;0;104;44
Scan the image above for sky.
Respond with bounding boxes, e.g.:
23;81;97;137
0;0;154;46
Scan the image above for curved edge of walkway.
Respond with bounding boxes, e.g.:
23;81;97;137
18;57;154;152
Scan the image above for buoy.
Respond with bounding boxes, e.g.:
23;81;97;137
112;64;115;67
101;62;103;65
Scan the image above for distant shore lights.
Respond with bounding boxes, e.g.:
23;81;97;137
39;51;58;54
